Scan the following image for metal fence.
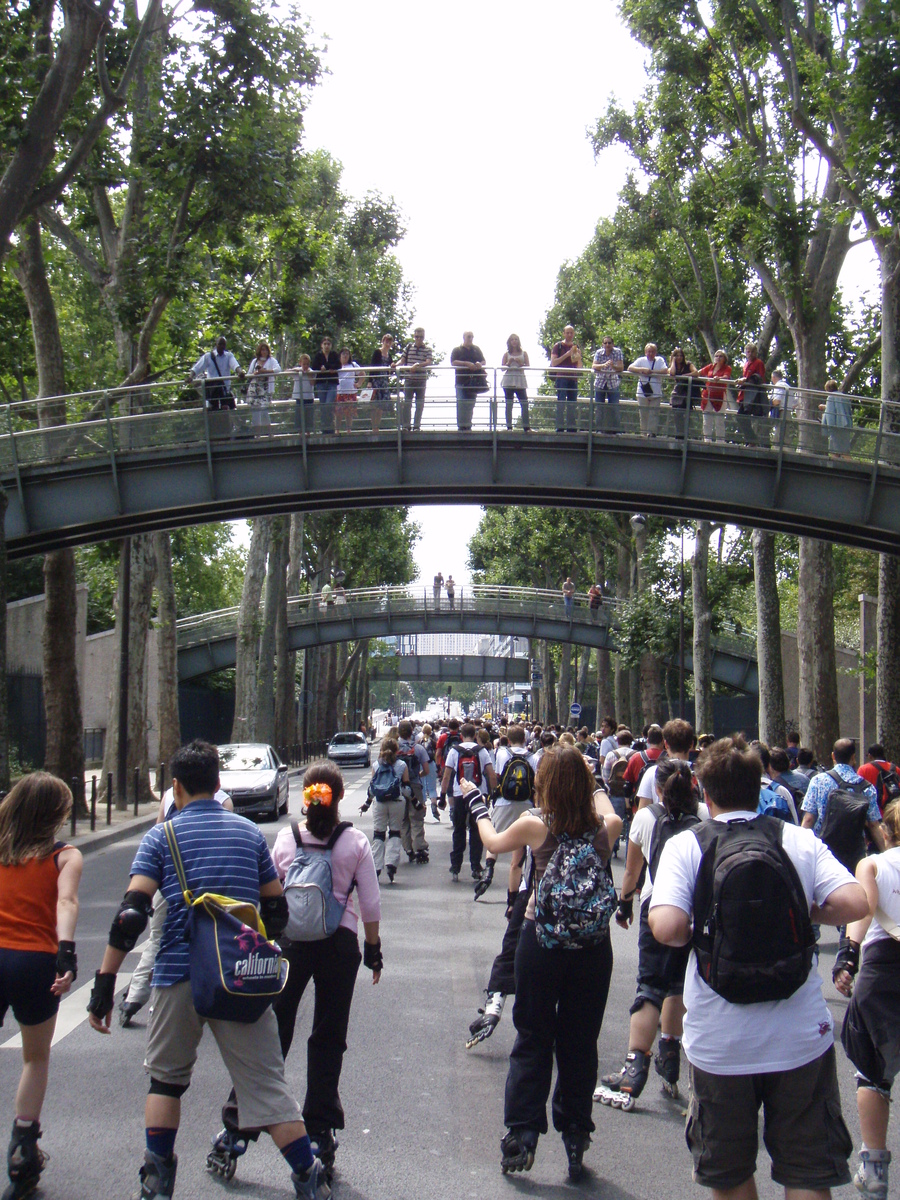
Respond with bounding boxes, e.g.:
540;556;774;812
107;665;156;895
1;367;898;475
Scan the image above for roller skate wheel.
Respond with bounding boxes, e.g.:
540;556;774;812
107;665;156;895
618;1094;636;1111
662;1081;680;1100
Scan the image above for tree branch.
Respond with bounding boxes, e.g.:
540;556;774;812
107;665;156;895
37;205;107;288
840;337;881;394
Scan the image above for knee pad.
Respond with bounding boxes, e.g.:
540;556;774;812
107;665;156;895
373;831;386;842
149;1078;189;1099
389;829;402;838
856;1074;892;1099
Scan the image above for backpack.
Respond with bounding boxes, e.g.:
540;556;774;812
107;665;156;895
691;817;815;1004
636;749;665;792
757;782;796;823
534;831;617;950
455;744;483;789
875;762;900;805
283;821;353;942
424;735;437;762
397;738;421;780
369;760;402;803
647;802;702;883
818;770;872;871
607;754;634;801
436;730;462;772
497;752;535;802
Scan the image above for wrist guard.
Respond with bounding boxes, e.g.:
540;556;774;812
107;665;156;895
260;894;289;940
833;937;860;982
87;971;116;1019
363;938;383;972
437;795;447;810
359;799;371;814
617;896;634;922
108;890;154;952
506;890;518;918
56;940;77;980
468;796;490;823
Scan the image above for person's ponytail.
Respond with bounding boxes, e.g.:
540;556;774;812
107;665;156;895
655;759;697;820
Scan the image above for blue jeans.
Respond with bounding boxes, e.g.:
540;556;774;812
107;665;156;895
456;386;476;431
555;378;578;432
315;381;337;433
594;388;620;432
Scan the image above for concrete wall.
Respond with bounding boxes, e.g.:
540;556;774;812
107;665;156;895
83;626;159;763
780;626;874;744
6;587;88;685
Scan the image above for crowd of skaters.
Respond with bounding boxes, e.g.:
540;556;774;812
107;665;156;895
187;328;859;448
2;717;900;1198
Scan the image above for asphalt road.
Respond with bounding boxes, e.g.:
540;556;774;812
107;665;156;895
0;769;892;1199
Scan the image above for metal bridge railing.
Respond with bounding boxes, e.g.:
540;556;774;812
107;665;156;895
1;367;899;477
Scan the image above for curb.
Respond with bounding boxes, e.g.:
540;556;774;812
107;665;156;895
71;814;158;856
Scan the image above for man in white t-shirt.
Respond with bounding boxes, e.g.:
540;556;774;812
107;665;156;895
628;342;667;436
441;723;498;882
477;726;536;900
598;717;618;760
649;737;867;1198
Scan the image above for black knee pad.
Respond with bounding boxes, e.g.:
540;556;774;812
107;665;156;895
389;829;402;838
149;1078;189;1099
373;831;386;842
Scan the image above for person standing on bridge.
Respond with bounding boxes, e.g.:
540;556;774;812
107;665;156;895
628;342;667;437
446;575;456;609
189;337;243;411
0;774;82;1200
245;342;281;434
398;326;433;431
562;577;575;619
368;334;395;434
550;326;583;433
592;336;624;434
698;350;731;443
450;331;487;431
501;334;531;431
433;571;443;609
312;336;341;434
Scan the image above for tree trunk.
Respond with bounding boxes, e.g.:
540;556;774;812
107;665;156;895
797;538;839;762
557;643;572;724
543;641;558;725
323;645;338;738
639;653;663;728
153;532;180;780
345;653;360;735
614;538;632;730
14;218;85;805
752;530;785;746
275;513;304;748
877;553;900;763
0;488;7;791
43;551;86;813
314;645;329;741
231;517;271;742
692;522;714;737
257;518;287;746
576;648;591;712
596;648;615;727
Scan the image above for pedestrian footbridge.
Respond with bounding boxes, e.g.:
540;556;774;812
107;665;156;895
175;585;760;694
2;373;899;557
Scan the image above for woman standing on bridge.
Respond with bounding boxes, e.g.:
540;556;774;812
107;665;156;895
464;746;621;1181
245;342;281;433
698;350;731;443
501;334;531;432
0;774;83;1200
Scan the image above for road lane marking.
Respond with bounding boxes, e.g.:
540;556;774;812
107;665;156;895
1;972;133;1049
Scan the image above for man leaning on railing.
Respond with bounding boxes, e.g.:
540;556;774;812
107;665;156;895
188;337;244;411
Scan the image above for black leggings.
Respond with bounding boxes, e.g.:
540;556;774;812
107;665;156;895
272;928;362;1132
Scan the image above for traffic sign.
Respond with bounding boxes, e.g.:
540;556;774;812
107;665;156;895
531;673;543;684
570;702;582;718
502;696;509;706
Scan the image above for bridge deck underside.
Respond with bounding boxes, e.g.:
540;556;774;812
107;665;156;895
6;430;898;558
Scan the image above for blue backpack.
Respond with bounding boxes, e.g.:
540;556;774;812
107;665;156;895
283;820;353;942
370;760;402;802
534;831;616;949
757;783;795;823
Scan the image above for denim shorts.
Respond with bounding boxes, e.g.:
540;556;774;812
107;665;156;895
0;949;59;1027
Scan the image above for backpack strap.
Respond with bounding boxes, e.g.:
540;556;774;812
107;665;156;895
325;821;353;851
290;819;303;848
163;820;194;905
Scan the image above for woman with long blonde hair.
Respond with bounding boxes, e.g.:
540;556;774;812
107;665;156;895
464;746;621;1180
0;773;83;1198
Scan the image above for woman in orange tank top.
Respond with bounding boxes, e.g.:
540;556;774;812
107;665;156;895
0;773;83;1198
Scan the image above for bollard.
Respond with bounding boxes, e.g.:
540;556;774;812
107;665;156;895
90;775;97;832
133;766;140;817
158;762;166;798
107;773;113;825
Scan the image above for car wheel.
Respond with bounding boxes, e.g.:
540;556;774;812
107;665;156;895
270;794;279;821
279;792;288;816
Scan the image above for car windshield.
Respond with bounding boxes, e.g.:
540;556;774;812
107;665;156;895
219;745;272;772
331;733;364;745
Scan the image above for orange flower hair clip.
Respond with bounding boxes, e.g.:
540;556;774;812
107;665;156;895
304;782;333;807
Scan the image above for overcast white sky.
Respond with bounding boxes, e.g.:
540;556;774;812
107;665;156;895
234;0;878;587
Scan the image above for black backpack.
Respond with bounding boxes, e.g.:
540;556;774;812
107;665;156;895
818;770;872;872
497;752;535;802
636;749;665;792
691;817;815;1005
875;762;900;805
647;803;701;883
397;738;421;780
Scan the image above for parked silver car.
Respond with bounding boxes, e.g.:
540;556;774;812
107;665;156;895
327;731;371;769
218;743;289;820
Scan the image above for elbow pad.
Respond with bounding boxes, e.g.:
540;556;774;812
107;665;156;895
108;890;154;951
260;894;289;940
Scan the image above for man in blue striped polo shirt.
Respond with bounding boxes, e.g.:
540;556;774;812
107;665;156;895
87;741;330;1200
